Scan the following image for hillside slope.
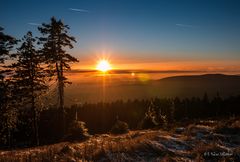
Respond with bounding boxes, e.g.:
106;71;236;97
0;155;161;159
1;117;239;162
153;74;240;97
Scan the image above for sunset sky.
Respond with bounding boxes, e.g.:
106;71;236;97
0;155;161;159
1;0;240;72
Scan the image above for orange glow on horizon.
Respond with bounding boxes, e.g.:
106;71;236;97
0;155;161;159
70;57;240;73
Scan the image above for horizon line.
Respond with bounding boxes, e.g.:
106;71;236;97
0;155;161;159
66;69;240;74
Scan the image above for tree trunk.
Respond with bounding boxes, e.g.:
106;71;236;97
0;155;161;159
32;92;39;146
56;62;65;137
60;61;65;135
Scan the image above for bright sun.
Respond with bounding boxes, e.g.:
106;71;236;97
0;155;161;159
96;59;112;72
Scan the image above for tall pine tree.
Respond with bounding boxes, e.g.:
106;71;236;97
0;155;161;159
12;31;48;145
0;27;17;146
0;26;16;65
38;17;78;136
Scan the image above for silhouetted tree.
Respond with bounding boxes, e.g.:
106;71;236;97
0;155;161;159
66;120;90;141
111;116;129;134
202;93;210;117
38;17;78;136
212;92;223;117
0;26;16;83
12;32;48;145
0;27;17;146
0;27;16;65
0;80;18;147
139;101;159;129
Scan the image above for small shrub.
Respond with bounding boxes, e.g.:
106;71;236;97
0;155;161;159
139;103;158;129
59;145;75;155
111;117;129;134
65;121;90;141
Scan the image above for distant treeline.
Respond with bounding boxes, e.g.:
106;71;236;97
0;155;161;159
1;94;239;148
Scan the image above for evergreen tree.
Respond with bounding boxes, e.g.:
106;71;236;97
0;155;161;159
0;26;16;65
139;101;159;129
12;31;48;145
38;17;78;136
0;27;17;146
0;26;16;81
0;80;18;146
212;92;223;117
66;120;90;141
202;93;210;118
111;116;129;134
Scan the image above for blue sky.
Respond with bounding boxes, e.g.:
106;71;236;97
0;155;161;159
1;0;240;66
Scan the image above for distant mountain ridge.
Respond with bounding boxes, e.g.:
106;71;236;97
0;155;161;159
159;73;240;82
152;73;240;98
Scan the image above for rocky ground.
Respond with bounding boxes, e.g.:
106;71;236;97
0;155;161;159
0;117;239;162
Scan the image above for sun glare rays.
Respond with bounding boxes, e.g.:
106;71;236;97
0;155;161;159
96;59;112;72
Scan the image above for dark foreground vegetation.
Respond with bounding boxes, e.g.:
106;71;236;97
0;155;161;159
0;93;240;148
0;117;239;162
